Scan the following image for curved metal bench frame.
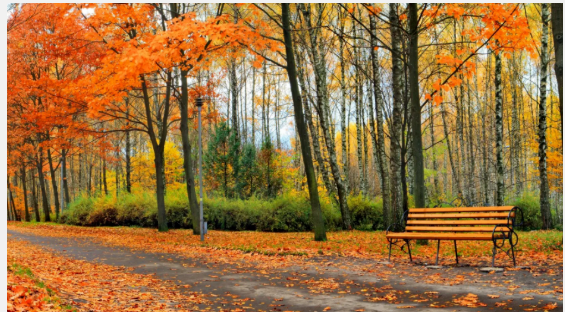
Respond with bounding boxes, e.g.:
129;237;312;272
386;206;523;267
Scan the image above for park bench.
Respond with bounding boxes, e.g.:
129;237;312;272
385;206;523;266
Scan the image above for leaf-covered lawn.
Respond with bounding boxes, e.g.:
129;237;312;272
8;239;208;311
8;222;563;267
7;262;69;312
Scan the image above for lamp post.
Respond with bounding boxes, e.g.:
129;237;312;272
196;97;205;241
60;149;64;215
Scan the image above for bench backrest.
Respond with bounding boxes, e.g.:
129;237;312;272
404;206;520;233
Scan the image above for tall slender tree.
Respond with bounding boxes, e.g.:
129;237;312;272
281;3;327;241
538;4;552;229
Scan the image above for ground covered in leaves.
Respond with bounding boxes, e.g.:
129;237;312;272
6;222;564;311
8;222;563;265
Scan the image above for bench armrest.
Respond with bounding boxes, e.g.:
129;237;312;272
386;223;399;235
386;210;410;235
509;206;524;230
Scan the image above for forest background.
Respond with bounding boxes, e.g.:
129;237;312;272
6;3;563;239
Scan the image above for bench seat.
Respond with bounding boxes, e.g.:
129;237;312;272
385;205;522;266
386;232;505;240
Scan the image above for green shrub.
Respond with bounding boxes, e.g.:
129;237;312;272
320;200;342;231
60;196;93;225
510;192;542;230
348;195;383;230
87;196;118;226
165;188;191;229
59;190;380;232
257;195;311;232
205;196;263;231
116;192;156;227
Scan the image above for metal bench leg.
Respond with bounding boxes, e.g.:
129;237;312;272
405;240;412;262
435;240;440;266
492;241;497;267
454;240;458;264
509;235;516;267
388;241;392;261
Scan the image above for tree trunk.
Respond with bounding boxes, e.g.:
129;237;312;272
88;161;93;196
140;72;171;232
275;77;281;150
36;150;51;222
125;98;132;193
78;151;82;195
8;180;20;221
367;74;381;194
62;149;70;206
179;69;201;234
154;147;168;231
252;66;256;145
408;3;425;208
230;58;239;142
281;3;326;241
389;3;404;225
494;52;505;206
362;106;370;195
31;169;40;222
7;194;13;221
21;166;30;222
429;102;439;198
482;51;491;204
296;41;335;200
369;11;391;225
300;3;351;230
353;21;365;196
466;79;477;205
339;13;349;194
303;95;334;196
551;4;563;138
103;157;108;196
539;4;552;229
8;177;19;221
262;65;267;142
46;148;60;220
115;146;120;198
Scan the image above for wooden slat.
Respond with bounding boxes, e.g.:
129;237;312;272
407;220;512;226
409;206;515;213
387;232;505;240
405;226;511;232
408;212;513;219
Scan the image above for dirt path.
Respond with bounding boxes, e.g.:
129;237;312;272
7;229;563;311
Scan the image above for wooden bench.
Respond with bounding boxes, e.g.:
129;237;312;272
385;206;523;266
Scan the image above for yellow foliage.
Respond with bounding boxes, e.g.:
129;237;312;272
130;141;184;192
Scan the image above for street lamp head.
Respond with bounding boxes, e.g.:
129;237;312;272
196;97;204;107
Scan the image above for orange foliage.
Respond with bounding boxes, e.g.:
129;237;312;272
425;4;533;105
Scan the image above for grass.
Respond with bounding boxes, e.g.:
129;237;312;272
8;263;56;296
9;263;34;278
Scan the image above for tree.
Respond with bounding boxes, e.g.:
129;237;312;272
538;4;552;229
368;6;391;226
204;122;236;198
257;137;283;198
408;4;425;209
281;3;327;241
551;4;563;138
389;3;405;225
237;143;258;198
299;4;351;230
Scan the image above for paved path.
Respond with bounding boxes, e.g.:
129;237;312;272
7;229;563;311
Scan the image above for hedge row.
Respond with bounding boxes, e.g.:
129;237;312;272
59;189;385;232
59;189;547;231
